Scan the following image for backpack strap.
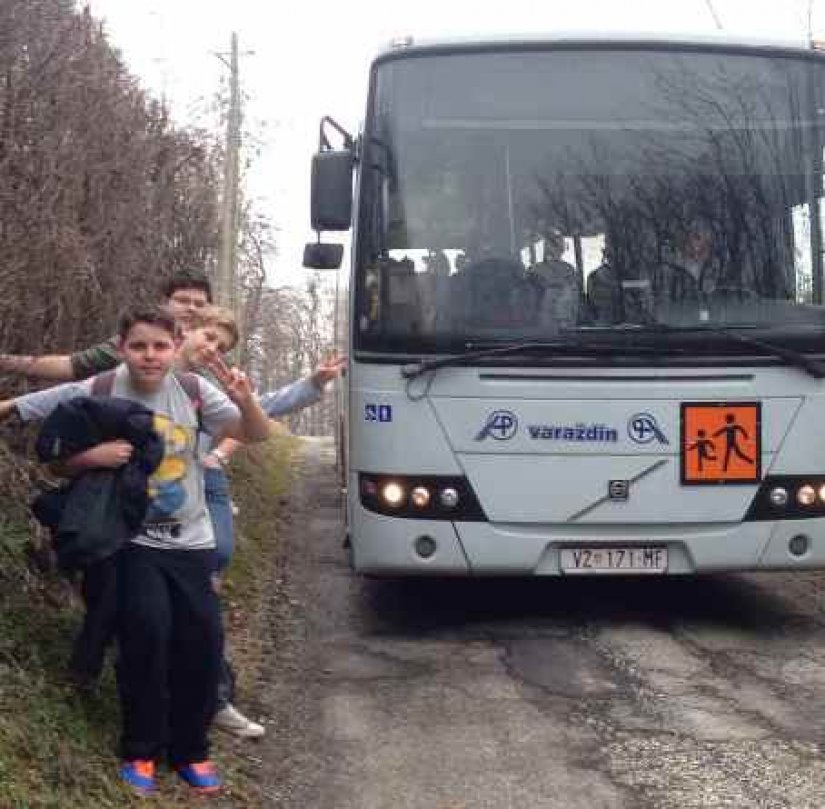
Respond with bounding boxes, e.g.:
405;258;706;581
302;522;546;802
90;370;117;397
174;372;202;409
91;369;203;431
173;372;204;434
90;369;204;433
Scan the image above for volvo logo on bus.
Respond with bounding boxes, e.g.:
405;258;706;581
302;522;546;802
475;410;518;441
628;412;669;445
608;480;630;500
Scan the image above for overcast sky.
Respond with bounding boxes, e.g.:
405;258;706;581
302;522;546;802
84;0;822;287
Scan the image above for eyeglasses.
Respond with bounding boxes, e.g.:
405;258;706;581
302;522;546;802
169;293;208;307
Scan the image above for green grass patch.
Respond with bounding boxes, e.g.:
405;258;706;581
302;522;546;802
0;498;128;808
222;431;299;601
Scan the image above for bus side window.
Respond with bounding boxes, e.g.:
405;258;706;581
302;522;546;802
791;202;815;303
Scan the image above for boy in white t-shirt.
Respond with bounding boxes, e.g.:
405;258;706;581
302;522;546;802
0;305;270;796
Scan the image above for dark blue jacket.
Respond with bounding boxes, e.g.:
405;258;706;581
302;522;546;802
32;396;164;570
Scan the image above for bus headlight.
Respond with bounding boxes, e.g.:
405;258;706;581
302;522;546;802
358;473;486;521
381;482;405;507
410;486;431;508
439;488;460;508
361;478;378;498
797;485;816;506
746;475;825;521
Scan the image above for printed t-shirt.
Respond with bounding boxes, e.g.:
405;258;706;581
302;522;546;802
15;365;240;550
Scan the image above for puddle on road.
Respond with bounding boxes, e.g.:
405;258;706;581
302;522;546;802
505;637;621;698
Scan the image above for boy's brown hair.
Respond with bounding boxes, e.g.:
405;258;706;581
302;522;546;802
188;305;239;351
117;304;179;340
160;272;213;303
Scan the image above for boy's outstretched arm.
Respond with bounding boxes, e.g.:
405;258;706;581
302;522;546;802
258;353;345;419
310;354;346;389
0;354;73;381
206;354;346;467
0;337;120;382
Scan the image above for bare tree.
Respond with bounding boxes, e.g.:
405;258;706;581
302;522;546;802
249;277;336;435
0;0;223;393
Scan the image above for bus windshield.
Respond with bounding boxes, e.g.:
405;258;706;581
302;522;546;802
355;46;825;354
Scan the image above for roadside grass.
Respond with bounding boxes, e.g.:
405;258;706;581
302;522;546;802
209;428;300;804
221;425;298;605
0;431;298;808
0;500;127;809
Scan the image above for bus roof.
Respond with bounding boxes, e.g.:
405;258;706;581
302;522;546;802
373;31;823;64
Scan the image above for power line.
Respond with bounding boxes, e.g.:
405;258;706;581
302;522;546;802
703;0;724;30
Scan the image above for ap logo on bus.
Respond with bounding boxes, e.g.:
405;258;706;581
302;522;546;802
475;410;518;441
628;412;669;445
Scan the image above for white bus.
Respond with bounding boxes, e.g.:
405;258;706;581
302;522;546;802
305;34;825;576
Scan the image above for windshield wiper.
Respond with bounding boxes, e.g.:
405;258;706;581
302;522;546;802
649;323;825;380
400;323;825;382
400;339;678;380
569;315;825;379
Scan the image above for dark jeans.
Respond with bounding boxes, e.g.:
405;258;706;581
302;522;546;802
204;464;237;711
73;467;239;713
71;468;238;715
216;655;236;711
70;555;118;681
116;544;222;764
70;467;235;684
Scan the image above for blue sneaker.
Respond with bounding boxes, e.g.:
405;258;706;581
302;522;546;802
176;760;223;794
120;759;156;794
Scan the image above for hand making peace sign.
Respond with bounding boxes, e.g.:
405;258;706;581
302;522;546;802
203;354;255;406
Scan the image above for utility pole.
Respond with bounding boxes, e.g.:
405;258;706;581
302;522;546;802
217;32;241;318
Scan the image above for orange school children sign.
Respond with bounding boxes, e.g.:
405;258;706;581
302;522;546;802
680;402;761;485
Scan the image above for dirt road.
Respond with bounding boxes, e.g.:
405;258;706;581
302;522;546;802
252;438;825;808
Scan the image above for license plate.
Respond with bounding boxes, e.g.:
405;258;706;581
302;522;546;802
560;547;667;575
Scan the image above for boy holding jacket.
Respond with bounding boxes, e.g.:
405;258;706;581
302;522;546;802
0;304;270;795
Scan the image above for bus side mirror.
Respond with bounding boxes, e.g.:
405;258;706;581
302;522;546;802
311;150;354;231
303;241;343;270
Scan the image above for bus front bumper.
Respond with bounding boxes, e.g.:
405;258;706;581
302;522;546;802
350;508;825;576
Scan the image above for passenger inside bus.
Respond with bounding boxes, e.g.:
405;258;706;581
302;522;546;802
451;234;527;329
585;238;654;326
654;218;721;305
419;248;453;332
377;255;425;334
584;216;745;325
526;228;582;331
